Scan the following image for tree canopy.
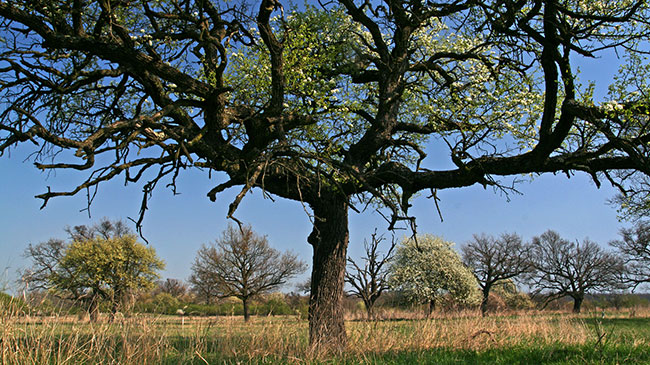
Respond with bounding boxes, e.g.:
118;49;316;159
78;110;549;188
389;235;480;313
22;219;165;321
462;233;531;316
610;221;650;288
528;230;626;313
1;0;650;350
189;224;306;321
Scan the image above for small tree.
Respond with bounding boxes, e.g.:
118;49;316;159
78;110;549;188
156;278;189;299
610;221;650;288
345;230;396;319
22;220;164;321
462;233;531;316
529;230;626;313
189;271;221;305
190;224;306;321
389;235;479;316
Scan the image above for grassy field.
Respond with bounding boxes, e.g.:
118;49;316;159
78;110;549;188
2;307;650;364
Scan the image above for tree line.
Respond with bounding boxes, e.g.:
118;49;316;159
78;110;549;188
21;219;306;322
20;218;650;321
347;223;650;318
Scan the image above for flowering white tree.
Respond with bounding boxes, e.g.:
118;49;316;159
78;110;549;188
389;235;480;315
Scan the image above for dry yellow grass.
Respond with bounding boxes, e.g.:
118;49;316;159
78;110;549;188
2;307;649;364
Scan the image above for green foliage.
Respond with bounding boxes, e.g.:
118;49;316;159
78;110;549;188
492;280;534;310
388;235;480;308
56;235;165;300
23;220;165;318
0;291;29;315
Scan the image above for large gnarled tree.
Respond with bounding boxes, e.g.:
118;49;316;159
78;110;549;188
2;0;650;351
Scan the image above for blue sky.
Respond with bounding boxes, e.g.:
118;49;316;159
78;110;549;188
0;141;626;294
0;35;633;295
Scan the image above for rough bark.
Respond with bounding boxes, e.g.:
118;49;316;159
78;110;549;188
307;198;349;352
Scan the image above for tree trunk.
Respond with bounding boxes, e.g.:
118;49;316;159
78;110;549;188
573;295;584;313
308;198;349;353
427;299;436;317
480;284;492;317
243;297;250;322
364;299;374;321
88;296;99;322
110;289;121;322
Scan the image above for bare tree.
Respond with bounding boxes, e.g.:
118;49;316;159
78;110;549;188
2;0;650;351
610;221;650;288
66;218;131;242
528;231;626;313
462;233;531;316
190;225;307;321
156;278;188;299
345;231;396;319
189;271;220;305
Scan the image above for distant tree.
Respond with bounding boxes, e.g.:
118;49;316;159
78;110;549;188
610;221;650;288
462;233;532;316
345;230;396;319
157;278;188;299
295;279;312;295
188;270;220;305
389;235;479;316
190;225;307;321
22;219;165;321
65;218;131;241
528;230;626;313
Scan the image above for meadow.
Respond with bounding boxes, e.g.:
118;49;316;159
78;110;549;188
2;305;650;364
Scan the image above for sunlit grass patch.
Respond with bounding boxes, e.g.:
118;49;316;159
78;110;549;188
2;308;650;364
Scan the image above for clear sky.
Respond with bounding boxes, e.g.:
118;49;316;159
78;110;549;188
0;37;633;295
0;140;627;295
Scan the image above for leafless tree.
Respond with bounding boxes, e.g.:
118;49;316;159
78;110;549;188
21;238;69;294
189;271;221;305
345;231;396;319
156;278;188;299
462;233;531;316
190;224;307;321
610;221;650;288
65;218;131;242
528;230;627;313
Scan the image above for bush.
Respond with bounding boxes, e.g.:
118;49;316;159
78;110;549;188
0;292;29;315
252;296;294;316
133;292;181;314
